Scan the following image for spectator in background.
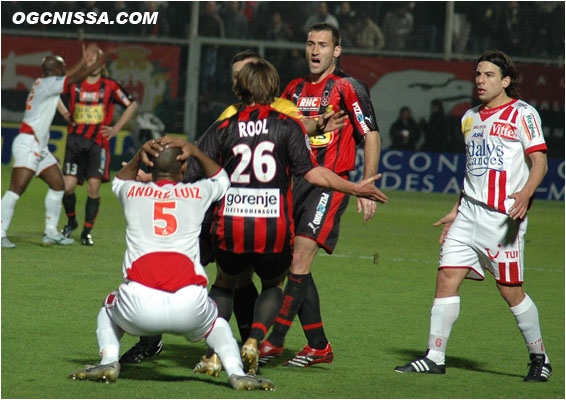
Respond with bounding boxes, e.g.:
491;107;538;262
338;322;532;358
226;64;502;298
197;1;224;94
420;100;451;153
303;2;339;33
382;2;414;51
408;1;442;52
389;106;420;151
266;12;293;42
140;2;170;38
533;1;564;57
76;1;101;35
220;1;248;39
452;8;471;53
105;2;134;35
339;20;357;47
335;2;356;28
355;15;385;50
465;3;503;54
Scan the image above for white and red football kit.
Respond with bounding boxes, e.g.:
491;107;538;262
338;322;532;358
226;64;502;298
440;99;547;284
107;170;229;338
13;75;69;174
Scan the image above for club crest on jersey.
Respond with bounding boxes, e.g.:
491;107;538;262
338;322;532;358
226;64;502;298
321;90;330;107
490;122;517;140
79;91;100;102
522;113;541;141
309;132;334;148
297;97;321;111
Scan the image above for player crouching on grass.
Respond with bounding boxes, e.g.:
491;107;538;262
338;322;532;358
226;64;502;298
68;140;274;391
394;50;551;382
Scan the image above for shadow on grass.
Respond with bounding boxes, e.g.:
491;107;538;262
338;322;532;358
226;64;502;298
393;348;523;378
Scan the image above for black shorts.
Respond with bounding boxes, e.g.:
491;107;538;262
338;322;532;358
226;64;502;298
213;248;292;281
199;208;214;267
62;134;110;184
293;175;350;254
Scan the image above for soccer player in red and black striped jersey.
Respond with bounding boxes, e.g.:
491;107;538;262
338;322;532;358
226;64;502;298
160;59;386;374
60;44;137;246
260;23;383;368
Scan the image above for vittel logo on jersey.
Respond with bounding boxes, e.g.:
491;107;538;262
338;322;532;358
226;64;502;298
353;102;370;133
490;122;517;140
308;193;329;233
297;97;321;111
466;139;504;176
224;187;280;218
80;91;99;102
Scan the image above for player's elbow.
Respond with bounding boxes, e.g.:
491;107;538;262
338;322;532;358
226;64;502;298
303;167;325;187
128;101;139;113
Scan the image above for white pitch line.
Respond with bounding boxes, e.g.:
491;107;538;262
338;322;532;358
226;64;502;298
318;253;564;273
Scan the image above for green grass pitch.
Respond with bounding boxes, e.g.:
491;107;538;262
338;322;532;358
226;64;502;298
1;165;564;398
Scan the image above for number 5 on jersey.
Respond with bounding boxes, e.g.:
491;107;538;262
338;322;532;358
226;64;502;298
154;201;177;236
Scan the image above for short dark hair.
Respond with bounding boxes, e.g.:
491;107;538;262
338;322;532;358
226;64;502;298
149;147;184;176
233;59;279;105
41;55;64;76
477;50;520;99
308;23;341;47
231;49;261;66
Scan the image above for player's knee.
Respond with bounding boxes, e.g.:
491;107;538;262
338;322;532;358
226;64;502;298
435;269;462;297
290;251;313;274
9;182;28;196
497;283;524;307
49;180;65;191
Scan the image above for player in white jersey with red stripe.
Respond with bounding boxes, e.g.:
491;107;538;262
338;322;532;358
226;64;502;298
68;141;274;390
1;46;109;248
395;51;551;382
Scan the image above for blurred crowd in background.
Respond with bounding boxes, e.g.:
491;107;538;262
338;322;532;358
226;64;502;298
3;1;564;58
2;1;564;158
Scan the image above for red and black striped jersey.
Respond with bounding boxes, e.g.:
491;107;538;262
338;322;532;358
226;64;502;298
282;68;378;175
188;104;317;254
68;76;133;146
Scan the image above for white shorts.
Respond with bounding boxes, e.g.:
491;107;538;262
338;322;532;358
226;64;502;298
12;133;58;176
439;196;527;285
104;281;218;342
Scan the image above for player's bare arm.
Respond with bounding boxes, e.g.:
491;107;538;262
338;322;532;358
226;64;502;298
57;99;73;126
101;100;138;139
304;166;387;203
116;147;144;181
357;130;381;222
508;151;548;220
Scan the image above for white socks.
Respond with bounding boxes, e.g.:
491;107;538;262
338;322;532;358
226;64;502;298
44;189;64;235
1;190;20;237
510;294;549;363
96;307;123;365
427;296;460;365
205;317;245;377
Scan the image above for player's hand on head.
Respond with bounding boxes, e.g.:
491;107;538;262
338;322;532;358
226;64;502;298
140;138;165;167
159;136;195;161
